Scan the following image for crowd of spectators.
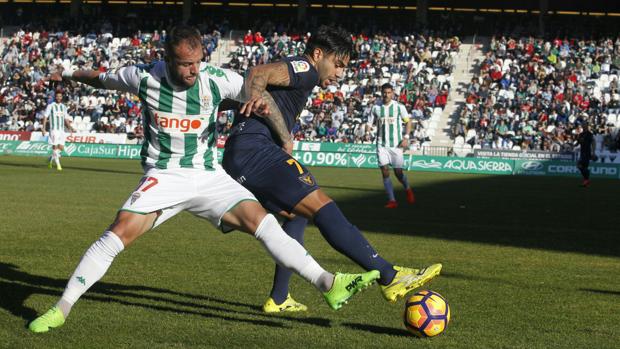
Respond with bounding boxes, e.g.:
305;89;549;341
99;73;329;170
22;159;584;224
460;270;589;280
0;25;220;140
227;30;460;146
453;35;620;154
1;22;459;148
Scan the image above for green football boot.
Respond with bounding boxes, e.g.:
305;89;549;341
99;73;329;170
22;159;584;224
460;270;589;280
323;270;380;310
29;306;65;333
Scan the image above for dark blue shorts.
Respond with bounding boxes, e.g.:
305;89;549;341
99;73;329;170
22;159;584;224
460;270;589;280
222;137;319;214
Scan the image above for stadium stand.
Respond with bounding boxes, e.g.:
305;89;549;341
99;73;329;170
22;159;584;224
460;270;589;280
0;25;220;140
0;23;459;148
226;31;459;146
451;35;620;155
3;3;620;154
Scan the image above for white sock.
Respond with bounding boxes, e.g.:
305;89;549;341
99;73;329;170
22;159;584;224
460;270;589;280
54;149;61;167
254;214;333;292
57;231;125;317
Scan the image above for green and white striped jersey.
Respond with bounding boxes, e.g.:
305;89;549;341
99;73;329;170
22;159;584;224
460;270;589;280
101;61;244;170
372;101;410;148
44;102;70;132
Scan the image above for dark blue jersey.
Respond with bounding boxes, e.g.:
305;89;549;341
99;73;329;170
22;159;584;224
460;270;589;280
223;56;321;213
228;56;319;146
577;130;594;159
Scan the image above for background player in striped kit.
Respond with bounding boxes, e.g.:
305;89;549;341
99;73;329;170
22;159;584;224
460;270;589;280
372;83;415;208
28;25;379;334
42;91;76;170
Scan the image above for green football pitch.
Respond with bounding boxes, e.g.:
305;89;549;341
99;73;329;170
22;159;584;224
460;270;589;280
1;155;618;348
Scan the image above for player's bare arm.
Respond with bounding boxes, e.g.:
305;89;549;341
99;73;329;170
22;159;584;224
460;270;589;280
241;62;293;151
258;91;293;152
41;117;47;136
240;61;290;116
401;119;412;148
50;66;105;89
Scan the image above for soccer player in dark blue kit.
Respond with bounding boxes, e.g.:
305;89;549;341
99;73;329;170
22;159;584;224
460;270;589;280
576;122;596;187
223;26;442;312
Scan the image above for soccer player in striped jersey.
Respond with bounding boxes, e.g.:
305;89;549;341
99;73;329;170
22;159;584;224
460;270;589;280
28;25;379;334
224;26;441;313
372;83;415;208
42;91;76;170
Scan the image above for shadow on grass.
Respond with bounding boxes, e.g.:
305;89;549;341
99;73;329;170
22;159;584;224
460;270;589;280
3;157;619;258
0;262;331;330
341;322;411;337
322;171;620;258
579;288;620;296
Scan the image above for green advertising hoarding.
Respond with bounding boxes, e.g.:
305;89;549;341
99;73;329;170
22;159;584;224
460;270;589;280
513;159;619;179
0;141;143;159
408;155;515;175
296;141;376;154
2;140;619;179
292;150;377;169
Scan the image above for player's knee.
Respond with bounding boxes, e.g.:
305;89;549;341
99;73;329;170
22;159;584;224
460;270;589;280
293;189;333;218
224;200;267;233
108;211;155;246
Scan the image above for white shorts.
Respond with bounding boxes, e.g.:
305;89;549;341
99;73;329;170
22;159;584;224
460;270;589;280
377;146;404;168
120;166;257;229
48;130;66;146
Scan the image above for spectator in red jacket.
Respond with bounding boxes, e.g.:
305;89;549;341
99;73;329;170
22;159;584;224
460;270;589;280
435;90;448;109
254;31;264;44
243;30;254;46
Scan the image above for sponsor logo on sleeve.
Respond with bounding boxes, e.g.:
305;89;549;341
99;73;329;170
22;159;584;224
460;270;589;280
291;60;310;73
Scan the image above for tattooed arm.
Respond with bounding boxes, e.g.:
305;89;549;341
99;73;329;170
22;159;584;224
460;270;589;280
240;61;290;116
240;62;293;151
258;90;293;152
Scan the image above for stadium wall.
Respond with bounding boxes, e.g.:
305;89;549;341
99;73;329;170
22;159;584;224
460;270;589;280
2;140;619;179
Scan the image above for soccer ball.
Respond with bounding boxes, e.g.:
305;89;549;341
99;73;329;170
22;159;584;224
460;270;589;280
404;290;450;337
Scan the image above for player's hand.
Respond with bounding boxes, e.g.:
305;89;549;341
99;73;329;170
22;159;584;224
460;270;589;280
399;139;409;149
282;139;293;155
240;96;270;117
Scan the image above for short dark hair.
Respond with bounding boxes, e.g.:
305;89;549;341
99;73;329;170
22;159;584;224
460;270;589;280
381;83;393;91
304;25;352;59
165;25;203;57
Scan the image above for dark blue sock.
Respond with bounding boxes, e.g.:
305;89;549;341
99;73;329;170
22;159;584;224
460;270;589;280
395;172;410;189
270;216;307;304
313;201;396;286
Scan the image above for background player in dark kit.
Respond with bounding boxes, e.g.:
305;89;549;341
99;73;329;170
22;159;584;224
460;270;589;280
576;123;596;187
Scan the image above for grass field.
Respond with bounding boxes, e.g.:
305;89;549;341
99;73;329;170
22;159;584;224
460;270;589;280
1;155;619;348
